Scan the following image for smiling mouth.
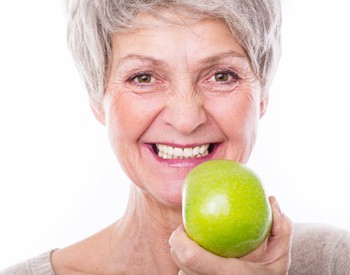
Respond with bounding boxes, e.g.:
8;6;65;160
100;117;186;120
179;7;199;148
152;144;215;159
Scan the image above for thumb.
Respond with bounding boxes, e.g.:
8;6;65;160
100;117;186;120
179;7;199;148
169;225;251;274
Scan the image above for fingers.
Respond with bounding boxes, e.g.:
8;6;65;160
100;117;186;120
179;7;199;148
170;225;217;274
262;196;293;269
169;225;215;274
169;225;256;275
269;196;293;250
169;197;293;275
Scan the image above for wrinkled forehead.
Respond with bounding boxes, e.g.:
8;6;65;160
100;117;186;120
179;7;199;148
110;9;245;55
102;3;249;62
110;12;247;60
107;6;233;37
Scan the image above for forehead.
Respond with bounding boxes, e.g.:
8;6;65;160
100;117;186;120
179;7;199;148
110;12;248;67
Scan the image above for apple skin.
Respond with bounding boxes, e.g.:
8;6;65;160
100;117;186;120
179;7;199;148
182;160;272;258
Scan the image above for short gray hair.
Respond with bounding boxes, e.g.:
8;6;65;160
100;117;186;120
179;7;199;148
66;0;282;106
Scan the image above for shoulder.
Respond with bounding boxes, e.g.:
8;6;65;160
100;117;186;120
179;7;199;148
290;223;350;275
0;250;55;275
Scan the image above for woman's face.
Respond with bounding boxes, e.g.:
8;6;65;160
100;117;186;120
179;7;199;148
96;12;267;206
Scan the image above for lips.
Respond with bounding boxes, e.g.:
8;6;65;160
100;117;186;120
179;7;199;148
153;143;214;159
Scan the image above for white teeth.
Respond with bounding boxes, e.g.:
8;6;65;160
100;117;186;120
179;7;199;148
199;144;207;154
173;147;184;157
183;148;192;157
192;146;200;155
167;146;174;155
156;144;211;159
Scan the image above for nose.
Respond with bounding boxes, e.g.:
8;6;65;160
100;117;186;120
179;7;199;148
162;93;207;135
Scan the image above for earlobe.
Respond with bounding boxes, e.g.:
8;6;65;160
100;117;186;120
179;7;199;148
259;93;269;119
90;100;106;125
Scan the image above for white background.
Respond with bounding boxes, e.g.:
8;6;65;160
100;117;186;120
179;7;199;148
1;0;350;269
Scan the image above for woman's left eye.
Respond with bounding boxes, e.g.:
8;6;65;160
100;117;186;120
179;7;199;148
209;70;239;83
214;72;229;82
136;74;152;83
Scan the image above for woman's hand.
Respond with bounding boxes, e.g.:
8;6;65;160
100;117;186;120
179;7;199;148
169;196;293;275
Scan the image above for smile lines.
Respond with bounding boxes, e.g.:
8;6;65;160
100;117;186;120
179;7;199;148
155;144;210;159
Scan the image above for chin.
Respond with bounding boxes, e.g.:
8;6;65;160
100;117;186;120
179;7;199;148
149;179;184;209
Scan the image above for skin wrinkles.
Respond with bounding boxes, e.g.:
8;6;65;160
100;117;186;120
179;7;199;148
98;15;266;209
106;51;252;96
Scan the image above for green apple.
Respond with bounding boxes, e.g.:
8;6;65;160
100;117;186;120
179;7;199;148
182;159;272;258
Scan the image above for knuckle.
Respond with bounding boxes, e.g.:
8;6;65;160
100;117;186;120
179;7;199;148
180;248;201;270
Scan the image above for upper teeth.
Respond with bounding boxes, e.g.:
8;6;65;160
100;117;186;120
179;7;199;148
156;144;210;159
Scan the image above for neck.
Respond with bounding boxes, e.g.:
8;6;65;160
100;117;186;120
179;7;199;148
123;184;183;230
52;185;183;275
112;185;183;274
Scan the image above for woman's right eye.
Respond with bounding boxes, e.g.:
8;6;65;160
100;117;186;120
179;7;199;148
124;71;168;94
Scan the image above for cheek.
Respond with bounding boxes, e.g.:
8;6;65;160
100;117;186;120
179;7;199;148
103;92;164;147
220;93;260;162
211;91;260;136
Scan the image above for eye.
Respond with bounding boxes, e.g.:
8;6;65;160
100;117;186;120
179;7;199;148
125;71;168;94
214;72;229;82
201;68;241;94
128;72;154;85
210;70;239;83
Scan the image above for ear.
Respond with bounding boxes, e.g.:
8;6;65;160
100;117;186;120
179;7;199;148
90;100;106;125
259;93;269;119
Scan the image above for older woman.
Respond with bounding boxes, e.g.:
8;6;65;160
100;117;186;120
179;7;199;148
1;0;350;274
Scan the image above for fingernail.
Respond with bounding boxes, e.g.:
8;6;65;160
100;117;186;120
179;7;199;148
270;196;282;215
274;197;282;215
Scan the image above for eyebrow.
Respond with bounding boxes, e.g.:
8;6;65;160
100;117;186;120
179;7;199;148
116;54;170;68
199;50;248;65
116;50;248;69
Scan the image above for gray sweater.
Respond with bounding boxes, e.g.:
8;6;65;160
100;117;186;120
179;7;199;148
1;223;350;275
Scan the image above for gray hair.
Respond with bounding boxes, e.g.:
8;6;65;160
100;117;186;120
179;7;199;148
66;0;282;106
